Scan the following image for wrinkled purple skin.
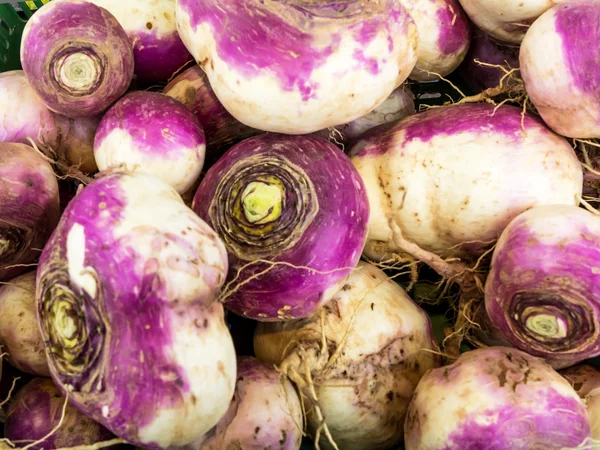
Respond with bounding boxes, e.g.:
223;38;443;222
5;378;113;449
20;0;134;117
0;143;60;281
163;65;262;162
94;91;206;158
192;134;369;321
457;27;520;93
404;347;591;449
562;365;600;398
198;356;302;450
485;206;600;369
35;172;229;447
177;0;412;100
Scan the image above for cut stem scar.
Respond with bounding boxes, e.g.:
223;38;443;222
525;313;567;339
241;180;284;224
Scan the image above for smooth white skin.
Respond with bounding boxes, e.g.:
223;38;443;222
352;121;583;260
254;262;438;450
0;271;50;377
585;389;600;440
175;5;419;134
65;172;236;447
399;0;470;81
94;128;205;195
405;347;589;448
520;6;600;138
457;0;562;43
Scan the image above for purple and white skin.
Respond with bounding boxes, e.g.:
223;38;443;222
313;84;416;148
192;134;369;321
485;205;600;369
20;0;134;118
175;0;419;134
457;27;520;93
398;0;471;81
93;91;206;195
457;0;562;43
0;271;50;377
0;143;60;282
5;377;114;449
163;65;262;161
197;356;303;450
254;262;440;450
404;347;591;449
349;103;583;261
0;70;99;173
562;365;600;440
520;0;600;138
84;0;193;82
35;171;237;448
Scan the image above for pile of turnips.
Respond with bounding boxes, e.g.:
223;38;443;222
0;0;599;448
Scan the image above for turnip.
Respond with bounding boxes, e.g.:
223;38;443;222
404;347;591;449
457;28;520;93
520;0;600;138
175;0;419;134
36;171;237;448
197;356;303;450
20;0;134;118
456;0;562;43
163;65;261;162
349;103;583;262
93;91;206;195
314;84;416;149
0;70;99;174
485;204;600;369
0;143;60;282
0;271;49;377
192;134;369;321
5;377;114;449
562;365;600;440
399;0;471;81
84;0;193;82
254;261;439;450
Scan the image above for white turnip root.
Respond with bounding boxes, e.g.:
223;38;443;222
254;261;439;450
520;0;600;138
349;103;583;261
562;365;600;441
0;271;49;377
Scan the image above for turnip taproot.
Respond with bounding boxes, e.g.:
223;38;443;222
93;91;206;195
175;0;419;134
36;171;236;448
520;0;600;138
254;262;439;450
349;103;583;262
404;347;591;449
20;0;134;117
5;377;113;449
562;365;600;440
84;0;193;82
485;205;600;369
0;143;60;282
0;271;49;377
192;134;369;321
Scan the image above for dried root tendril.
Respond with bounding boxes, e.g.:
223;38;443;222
25;138;93;185
561;437;600;450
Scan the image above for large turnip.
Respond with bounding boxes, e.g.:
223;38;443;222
36;171;236;448
175;0;419;134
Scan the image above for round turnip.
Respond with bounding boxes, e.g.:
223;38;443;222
0;143;60;281
192;134;369;321
20;0;134;117
36;171;236;448
485;204;600;369
520;0;600;138
349;103;583;262
175;0;419;134
254;261;439;450
0;271;49;377
405;347;591;449
5;377;113;449
93;91;206;195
